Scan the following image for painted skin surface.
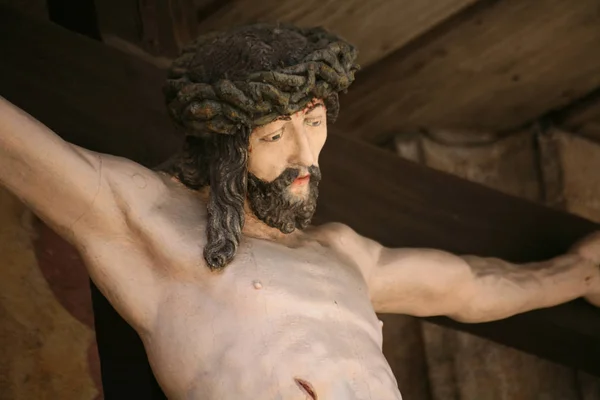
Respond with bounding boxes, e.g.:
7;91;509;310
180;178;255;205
126;179;402;399
1;96;600;399
135;102;400;398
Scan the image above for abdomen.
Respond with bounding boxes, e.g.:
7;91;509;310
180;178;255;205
149;292;402;400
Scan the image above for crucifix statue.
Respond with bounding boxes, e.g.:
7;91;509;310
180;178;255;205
1;23;599;400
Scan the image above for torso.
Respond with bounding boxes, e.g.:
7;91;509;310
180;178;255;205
82;174;402;400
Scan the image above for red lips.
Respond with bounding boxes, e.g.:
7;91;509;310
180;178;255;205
293;174;310;184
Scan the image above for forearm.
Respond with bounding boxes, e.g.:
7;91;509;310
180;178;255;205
450;253;599;322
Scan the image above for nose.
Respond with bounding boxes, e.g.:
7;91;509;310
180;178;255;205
289;125;315;167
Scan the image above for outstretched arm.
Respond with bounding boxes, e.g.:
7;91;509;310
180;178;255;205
0;96;117;239
0;97;170;329
372;247;598;322
323;223;600;323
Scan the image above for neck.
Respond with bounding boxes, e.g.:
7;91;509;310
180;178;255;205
188;182;304;243
242;200;301;242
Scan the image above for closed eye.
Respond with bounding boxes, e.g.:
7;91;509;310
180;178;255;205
261;129;284;142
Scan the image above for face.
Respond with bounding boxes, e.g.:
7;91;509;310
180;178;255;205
246;100;327;233
248;100;327;193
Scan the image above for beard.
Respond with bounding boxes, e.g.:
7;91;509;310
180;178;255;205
247;165;322;234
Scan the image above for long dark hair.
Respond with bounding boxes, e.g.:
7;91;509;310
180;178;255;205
161;128;250;270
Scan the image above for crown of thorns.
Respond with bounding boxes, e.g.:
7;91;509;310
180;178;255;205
163;23;360;137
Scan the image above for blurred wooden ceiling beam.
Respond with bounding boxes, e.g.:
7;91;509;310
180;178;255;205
195;0;480;67
553;88;600;141
335;0;600;144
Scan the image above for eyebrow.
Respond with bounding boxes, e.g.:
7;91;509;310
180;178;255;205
270;103;325;124
305;103;324;115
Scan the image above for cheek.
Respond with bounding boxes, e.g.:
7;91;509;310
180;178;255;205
247;146;286;181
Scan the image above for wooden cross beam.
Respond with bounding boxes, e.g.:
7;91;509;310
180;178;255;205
1;6;600;398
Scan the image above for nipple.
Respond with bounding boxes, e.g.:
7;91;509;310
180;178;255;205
252;280;263;290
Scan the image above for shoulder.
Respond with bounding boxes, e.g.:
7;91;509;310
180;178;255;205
99;153;169;197
99;153;196;220
70;146;171;204
73;149;190;234
309;222;361;244
307;222;382;279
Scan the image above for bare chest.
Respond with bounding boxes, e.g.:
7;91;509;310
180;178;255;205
146;237;400;400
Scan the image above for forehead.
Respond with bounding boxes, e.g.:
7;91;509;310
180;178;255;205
278;98;326;120
299;98;325;113
294;99;325;115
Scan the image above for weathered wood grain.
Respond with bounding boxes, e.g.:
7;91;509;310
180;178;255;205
336;0;600;144
196;0;479;67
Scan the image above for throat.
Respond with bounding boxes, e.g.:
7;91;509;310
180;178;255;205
242;209;302;244
241;201;310;248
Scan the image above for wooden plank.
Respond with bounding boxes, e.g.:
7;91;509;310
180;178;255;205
2;7;600;399
95;0;226;58
196;0;479;67
47;0;101;39
0;8;178;165
335;0;600;144
94;0;143;46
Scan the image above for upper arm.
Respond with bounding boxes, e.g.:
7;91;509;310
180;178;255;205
368;247;475;317
0;98;166;241
72;157;171;330
314;223;474;316
0;99;115;240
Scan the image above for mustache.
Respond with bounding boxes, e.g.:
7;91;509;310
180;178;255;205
246;165;322;233
259;165;322;191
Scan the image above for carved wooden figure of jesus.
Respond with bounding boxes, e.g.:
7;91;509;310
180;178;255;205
1;23;600;400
